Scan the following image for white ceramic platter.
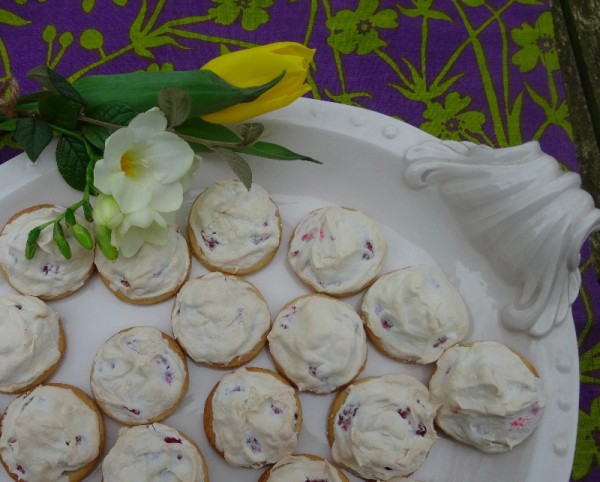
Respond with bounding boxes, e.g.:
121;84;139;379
0;98;578;482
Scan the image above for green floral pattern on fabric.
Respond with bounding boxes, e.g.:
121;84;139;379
326;0;398;55
512;11;560;73
421;92;486;141
209;0;273;31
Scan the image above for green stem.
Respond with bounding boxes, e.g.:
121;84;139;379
451;0;507;146
68;45;135;82
304;0;319;47
158;14;215;31
432;0;517;93
142;0;167;34
161;29;256;50
0;39;12;79
486;4;510;127
374;49;411;87
421;17;428;81
321;0;348;94
532;119;550;140
577;285;595;348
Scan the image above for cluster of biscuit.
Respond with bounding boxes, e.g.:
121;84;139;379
0;180;546;482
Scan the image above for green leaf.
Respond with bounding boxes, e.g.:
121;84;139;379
27;66;86;105
56;136;90;191
81;123;111;149
86;101;138;125
233;141;321;163
17;90;52;105
38;94;81;129
74;69;285;118
517;0;543;4
217;148;252;189
95;225;118;260
0;8;30;26
175;118;242;151
0;119;17;131
238;123;264;146
14;118;54;161
158;87;192;128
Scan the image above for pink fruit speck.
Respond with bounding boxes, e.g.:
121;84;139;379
416;423;427;436
246;436;262;454
164;437;182;444
301;232;313;242
397;407;411;419
381;319;393;330
433;336;448;348
271;404;282;415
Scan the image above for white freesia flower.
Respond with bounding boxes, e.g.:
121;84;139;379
93;107;196;257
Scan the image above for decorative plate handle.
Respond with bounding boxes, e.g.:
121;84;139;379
404;140;600;337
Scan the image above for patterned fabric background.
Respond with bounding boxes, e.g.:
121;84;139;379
0;1;598;481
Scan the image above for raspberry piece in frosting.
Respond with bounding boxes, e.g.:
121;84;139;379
258;454;350;482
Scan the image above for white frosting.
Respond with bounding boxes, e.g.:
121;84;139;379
91;326;187;424
0;206;94;297
331;374;438;480
266;454;346;481
102;423;205;482
172;272;270;365
361;266;470;364
288;206;387;295
268;295;367;393
0;385;101;482
188;180;281;272
429;341;546;453
0;294;62;393
210;368;300;468
95;227;189;301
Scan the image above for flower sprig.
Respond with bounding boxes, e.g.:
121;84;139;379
0;42;319;260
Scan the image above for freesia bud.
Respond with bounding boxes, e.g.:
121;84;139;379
93;194;123;229
201;42;315;124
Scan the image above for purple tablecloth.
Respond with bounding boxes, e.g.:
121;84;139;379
0;1;598;480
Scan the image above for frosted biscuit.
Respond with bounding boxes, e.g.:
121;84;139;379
361;266;471;364
188;180;282;274
102;423;208;482
172;272;271;368
0;294;65;394
90;326;189;425
288;206;387;297
0;204;94;300
95;227;190;304
328;374;438;480
268;294;367;393
0;383;105;482
203;367;302;468
258;454;349;482
429;341;546;453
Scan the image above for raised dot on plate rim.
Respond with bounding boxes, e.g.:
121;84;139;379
557;390;572;411
382;125;398;139
350;116;365;127
554;352;572;373
552;438;568;457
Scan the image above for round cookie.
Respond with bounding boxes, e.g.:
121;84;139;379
187;180;282;274
0;383;105;482
268;294;367;393
171;272;271;368
428;341;546;453
361;266;471;364
95;226;191;304
258;454;349;482
0;294;65;393
287;205;387;297
90;326;189;425
0;204;95;300
327;374;438;480
102;423;209;482
203;367;302;468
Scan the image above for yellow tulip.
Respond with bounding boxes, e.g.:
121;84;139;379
201;42;315;124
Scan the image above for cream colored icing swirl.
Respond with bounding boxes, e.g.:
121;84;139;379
94;227;189;301
361;266;470;364
102;423;205;482
172;272;270;365
0;385;101;482
210;368;300;468
188;180;280;271
268;294;367;393
331;374;438;480
288;206;387;295
0;294;62;393
0;206;94;297
91;326;187;424
428;341;546;453
266;454;346;481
